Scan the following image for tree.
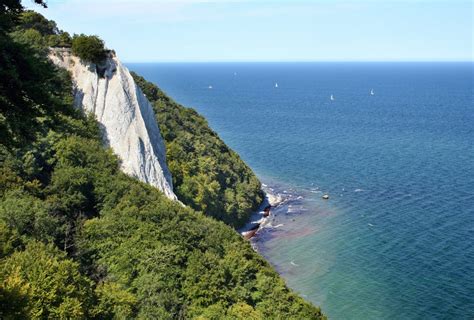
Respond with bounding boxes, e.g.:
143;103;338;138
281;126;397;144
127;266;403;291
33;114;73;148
0;190;59;243
71;34;106;64
17;10;57;35
48;31;72;47
0;267;30;320
132;72;264;228
0;7;326;319
0;241;93;319
0;1;47;32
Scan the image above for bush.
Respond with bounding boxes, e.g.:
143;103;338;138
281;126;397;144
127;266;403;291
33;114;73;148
71;34;106;64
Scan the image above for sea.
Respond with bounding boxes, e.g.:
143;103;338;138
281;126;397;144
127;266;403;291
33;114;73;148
127;62;474;320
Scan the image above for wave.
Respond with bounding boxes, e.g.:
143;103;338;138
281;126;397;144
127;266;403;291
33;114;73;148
239;185;285;235
240;182;307;242
267;192;284;206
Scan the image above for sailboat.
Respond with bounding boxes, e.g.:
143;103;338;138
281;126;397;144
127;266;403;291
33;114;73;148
275;83;278;88
370;89;375;96
330;94;335;101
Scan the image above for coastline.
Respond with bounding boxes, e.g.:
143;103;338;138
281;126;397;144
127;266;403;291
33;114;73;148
239;183;305;245
239;187;281;240
238;180;330;314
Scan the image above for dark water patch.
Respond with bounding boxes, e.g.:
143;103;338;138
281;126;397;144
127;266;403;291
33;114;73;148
128;62;474;320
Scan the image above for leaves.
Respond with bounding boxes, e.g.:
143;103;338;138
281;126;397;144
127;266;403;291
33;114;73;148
0;242;93;319
132;72;264;228
71;34;106;65
0;6;326;319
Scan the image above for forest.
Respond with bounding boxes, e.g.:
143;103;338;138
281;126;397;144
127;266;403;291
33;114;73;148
132;72;263;228
0;1;325;319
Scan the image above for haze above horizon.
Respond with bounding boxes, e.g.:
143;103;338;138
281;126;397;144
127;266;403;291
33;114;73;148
27;0;473;62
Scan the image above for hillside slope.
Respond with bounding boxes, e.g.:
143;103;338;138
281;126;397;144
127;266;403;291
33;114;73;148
0;4;325;319
132;73;263;228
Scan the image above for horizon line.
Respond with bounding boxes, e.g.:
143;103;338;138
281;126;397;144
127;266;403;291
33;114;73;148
123;60;474;64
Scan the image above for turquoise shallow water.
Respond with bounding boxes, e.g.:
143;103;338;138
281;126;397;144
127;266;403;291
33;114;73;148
128;62;474;319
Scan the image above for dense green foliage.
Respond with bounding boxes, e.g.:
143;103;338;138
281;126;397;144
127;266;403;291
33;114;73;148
1;241;94;319
71;34;106;64
0;3;325;319
10;10;72;51
132;73;263;228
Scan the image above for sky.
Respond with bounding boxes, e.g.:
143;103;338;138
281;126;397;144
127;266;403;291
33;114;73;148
25;0;473;62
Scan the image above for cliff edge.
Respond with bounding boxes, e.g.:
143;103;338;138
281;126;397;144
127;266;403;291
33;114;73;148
49;48;177;200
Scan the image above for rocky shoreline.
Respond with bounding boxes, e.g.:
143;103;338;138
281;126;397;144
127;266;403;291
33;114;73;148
240;188;284;240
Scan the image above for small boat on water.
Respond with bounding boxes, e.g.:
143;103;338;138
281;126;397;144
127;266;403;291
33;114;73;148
208;85;213;89
275;83;279;88
370;88;375;95
330;94;335;101
322;194;329;200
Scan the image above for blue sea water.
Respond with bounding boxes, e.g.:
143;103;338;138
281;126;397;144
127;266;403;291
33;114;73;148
127;62;474;320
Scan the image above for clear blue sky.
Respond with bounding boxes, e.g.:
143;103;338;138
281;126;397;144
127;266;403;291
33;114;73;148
26;0;473;62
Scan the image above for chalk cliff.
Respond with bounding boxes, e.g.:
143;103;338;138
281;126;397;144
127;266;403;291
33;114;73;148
49;48;177;200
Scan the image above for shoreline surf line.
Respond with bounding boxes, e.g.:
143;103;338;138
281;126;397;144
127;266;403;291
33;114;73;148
239;187;284;240
239;181;321;246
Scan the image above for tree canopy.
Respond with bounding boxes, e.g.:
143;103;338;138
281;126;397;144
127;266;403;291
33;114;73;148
0;4;325;319
132;73;264;228
71;34;106;64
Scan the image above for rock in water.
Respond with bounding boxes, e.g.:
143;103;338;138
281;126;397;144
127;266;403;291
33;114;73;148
49;48;177;200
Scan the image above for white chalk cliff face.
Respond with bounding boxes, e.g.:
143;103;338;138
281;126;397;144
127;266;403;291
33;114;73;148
49;49;177;200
